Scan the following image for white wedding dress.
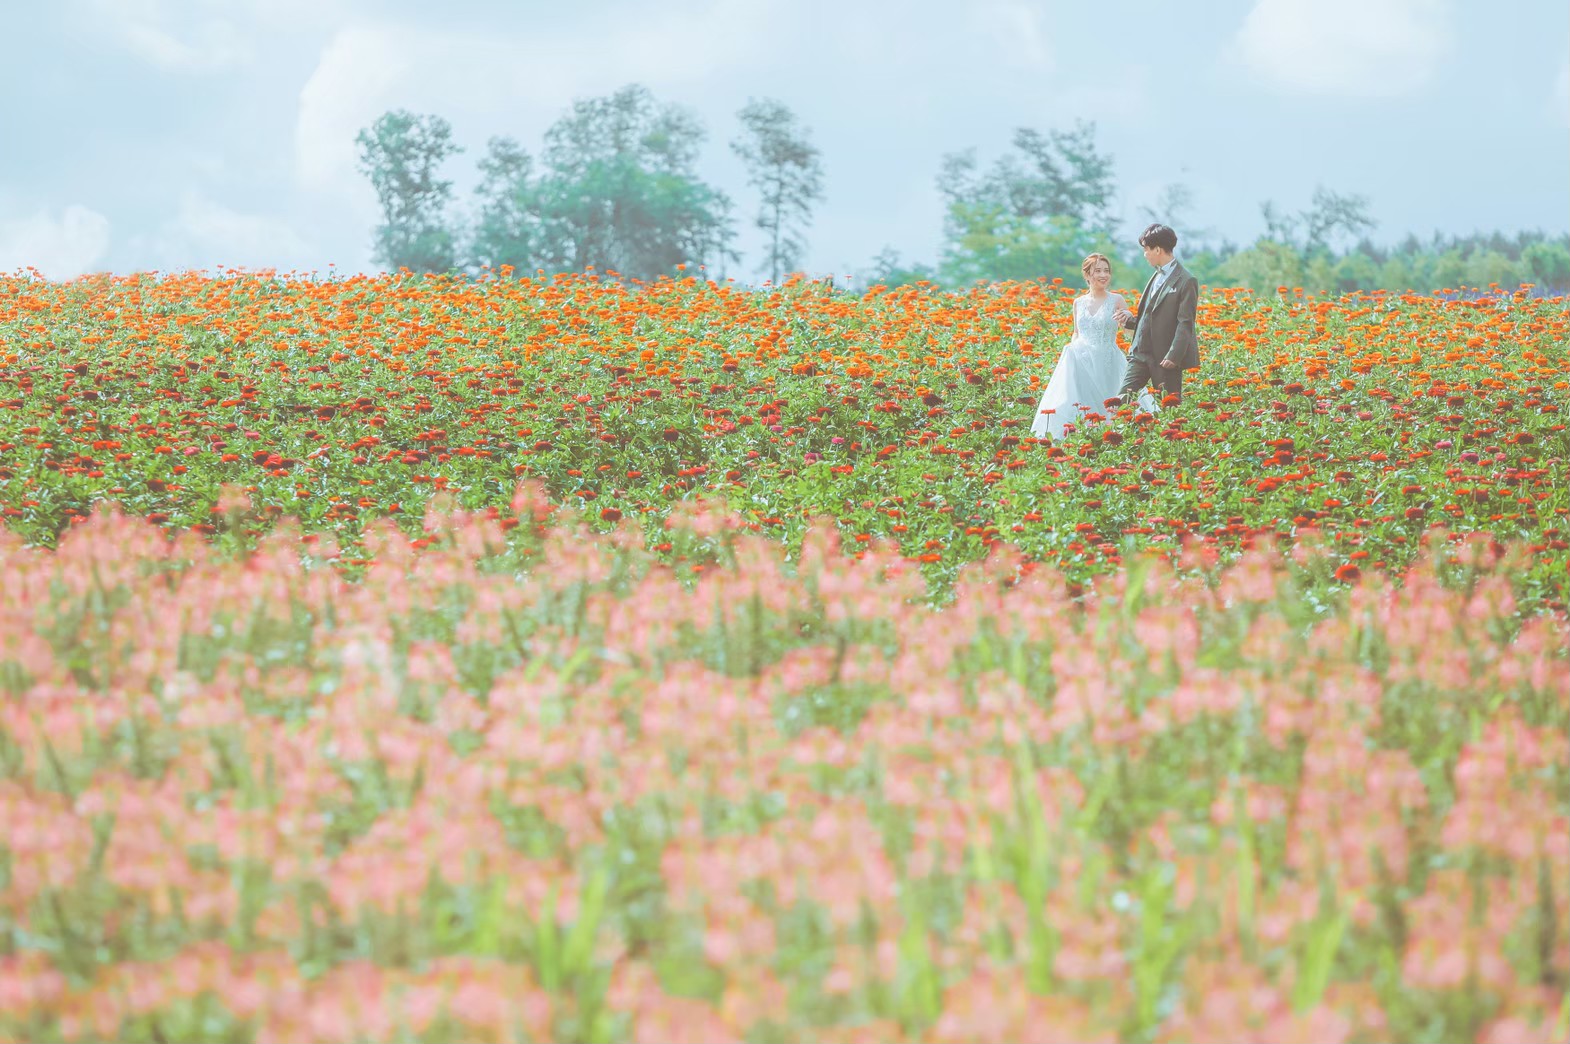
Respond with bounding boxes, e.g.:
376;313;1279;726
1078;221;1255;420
1030;294;1157;439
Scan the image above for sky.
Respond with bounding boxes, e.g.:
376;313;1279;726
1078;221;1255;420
1;0;1566;284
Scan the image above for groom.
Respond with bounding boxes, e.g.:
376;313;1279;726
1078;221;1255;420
1110;223;1199;407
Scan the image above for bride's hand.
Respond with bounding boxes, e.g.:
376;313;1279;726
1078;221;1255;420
1113;308;1133;325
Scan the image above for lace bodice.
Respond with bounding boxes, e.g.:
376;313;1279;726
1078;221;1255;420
1032;292;1155;438
1074;295;1121;350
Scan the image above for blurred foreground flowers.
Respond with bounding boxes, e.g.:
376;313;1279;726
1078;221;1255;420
0;495;1565;1044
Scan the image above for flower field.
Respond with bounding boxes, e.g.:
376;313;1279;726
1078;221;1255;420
0;271;1565;608
0;270;1567;1043
0;502;1566;1043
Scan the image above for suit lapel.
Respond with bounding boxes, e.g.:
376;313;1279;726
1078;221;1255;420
1137;270;1160;318
1129;270;1159;352
1147;262;1185;312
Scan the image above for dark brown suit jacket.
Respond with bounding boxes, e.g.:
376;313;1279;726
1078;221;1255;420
1119;261;1200;371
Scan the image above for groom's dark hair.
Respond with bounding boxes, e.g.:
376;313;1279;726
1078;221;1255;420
1139;223;1178;252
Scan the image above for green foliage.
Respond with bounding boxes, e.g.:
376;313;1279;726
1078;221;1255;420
356;97;1566;297
1168;247;1232;289
1262;186;1377;256
1209;230;1570;295
1219;239;1308;294
1522;240;1570;288
462;85;738;283
934;121;1120;287
938;122;1119;235
468;136;541;275
1331;251;1380;294
355;110;463;273
1137;179;1218;253
731;98;826;286
938;208;1119;288
853;247;940;292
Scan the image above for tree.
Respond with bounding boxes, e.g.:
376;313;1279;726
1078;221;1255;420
1332;251;1379;293
1217;239;1307;293
1176;243;1238;291
468;136;542;274
531;84;737;282
731;98;825;285
355;110;462;273
854;246;939;292
940;122;1118;234
1259;200;1301;248
1137;178;1216;251
457;86;738;283
1522;240;1570;290
939;209;1119;287
1463;250;1526;290
935;121;1120;285
1375;255;1414;292
1301;187;1375;254
1006;123;1118;234
1258;186;1375;257
1430;251;1468;291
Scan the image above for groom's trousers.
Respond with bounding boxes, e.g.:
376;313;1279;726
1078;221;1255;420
1118;356;1182;406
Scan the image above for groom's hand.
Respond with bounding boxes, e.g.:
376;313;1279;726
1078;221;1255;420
1159;359;1178;369
1113;308;1134;326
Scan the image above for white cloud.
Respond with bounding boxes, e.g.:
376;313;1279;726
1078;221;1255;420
78;0;345;74
292;2;887;207
118;19;248;73
0;206;112;280
971;1;1052;70
131;192;315;273
293;25;413;210
1231;0;1454;97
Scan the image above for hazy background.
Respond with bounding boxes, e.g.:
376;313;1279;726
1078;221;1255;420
1;0;1566;283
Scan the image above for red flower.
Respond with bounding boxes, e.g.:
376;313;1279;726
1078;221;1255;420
600;507;622;522
1334;563;1361;582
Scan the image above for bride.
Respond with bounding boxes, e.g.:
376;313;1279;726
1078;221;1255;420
1030;253;1156;440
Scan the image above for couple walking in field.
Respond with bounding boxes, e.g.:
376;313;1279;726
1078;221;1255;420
1030;223;1201;440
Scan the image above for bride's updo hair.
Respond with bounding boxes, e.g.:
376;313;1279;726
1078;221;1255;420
1080;253;1111;277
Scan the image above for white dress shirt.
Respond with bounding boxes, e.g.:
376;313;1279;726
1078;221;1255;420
1149;258;1178;297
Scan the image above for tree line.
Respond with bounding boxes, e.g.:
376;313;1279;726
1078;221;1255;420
356;83;1570;294
355;85;820;287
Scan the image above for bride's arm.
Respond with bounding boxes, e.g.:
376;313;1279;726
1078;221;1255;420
1113;294;1137;329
